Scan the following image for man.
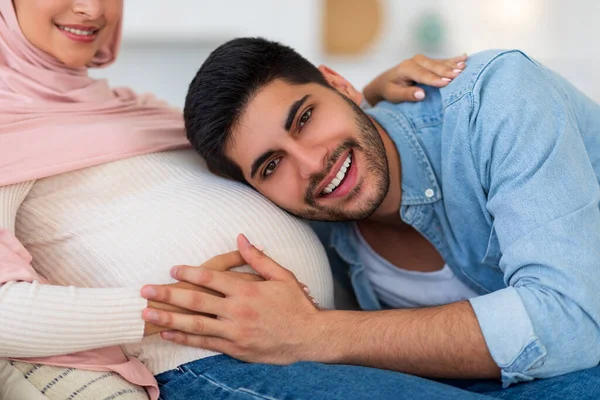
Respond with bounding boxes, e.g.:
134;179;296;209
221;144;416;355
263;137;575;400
142;38;600;398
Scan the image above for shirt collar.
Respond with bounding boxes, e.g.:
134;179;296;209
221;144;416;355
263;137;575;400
366;103;442;207
328;103;442;265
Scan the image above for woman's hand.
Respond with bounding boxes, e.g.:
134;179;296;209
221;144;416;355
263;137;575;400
363;53;468;105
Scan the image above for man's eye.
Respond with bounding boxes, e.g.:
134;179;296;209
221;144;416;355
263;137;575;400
298;109;312;129
263;158;281;177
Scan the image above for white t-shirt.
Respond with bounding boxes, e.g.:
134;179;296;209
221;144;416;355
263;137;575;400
353;224;478;308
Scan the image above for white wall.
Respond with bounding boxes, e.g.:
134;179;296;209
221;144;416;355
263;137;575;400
91;0;600;108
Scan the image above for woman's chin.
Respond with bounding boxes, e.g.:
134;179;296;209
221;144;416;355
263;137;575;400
61;59;90;68
56;53;95;68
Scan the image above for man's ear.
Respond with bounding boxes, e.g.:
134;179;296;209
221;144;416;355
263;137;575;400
318;65;363;105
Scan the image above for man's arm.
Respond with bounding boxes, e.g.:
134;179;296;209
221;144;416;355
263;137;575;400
465;51;600;385
141;234;499;379
305;302;499;378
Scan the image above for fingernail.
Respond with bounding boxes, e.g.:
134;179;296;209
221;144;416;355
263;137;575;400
170;267;179;279
242;235;261;252
311;297;320;307
141;286;157;299
441;78;452;82
303;286;311;294
453;69;462;73
414;91;425;100
144;309;159;321
457;62;466;68
239;234;251;249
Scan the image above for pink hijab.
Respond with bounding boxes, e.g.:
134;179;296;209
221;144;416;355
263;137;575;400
0;2;195;397
0;0;190;187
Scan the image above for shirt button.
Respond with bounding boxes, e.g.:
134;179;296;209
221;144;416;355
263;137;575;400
425;189;435;198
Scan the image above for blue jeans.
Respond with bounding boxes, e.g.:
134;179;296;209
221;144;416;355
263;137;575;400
156;355;600;400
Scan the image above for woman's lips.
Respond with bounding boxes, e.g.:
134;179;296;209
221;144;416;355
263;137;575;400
56;24;99;43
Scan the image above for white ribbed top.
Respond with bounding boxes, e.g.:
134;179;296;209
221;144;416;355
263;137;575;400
0;149;333;374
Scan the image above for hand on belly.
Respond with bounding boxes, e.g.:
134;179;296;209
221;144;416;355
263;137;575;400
141;251;266;337
139;235;321;365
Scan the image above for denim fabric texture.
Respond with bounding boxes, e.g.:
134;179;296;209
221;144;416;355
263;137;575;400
155;355;492;400
156;355;600;399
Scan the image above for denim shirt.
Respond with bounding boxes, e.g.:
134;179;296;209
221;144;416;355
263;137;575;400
312;50;600;386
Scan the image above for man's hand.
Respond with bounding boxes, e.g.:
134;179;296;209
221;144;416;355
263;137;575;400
142;281;219;336
141;254;264;337
363;53;467;105
140;235;322;363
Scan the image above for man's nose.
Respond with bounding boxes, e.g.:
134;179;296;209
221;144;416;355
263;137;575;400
295;146;328;180
72;0;105;20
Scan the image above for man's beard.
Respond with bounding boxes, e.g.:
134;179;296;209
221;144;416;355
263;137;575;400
291;96;390;222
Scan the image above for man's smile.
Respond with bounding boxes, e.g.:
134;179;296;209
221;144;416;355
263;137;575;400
320;151;352;196
315;149;359;201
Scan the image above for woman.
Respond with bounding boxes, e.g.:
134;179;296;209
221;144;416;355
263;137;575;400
0;0;469;399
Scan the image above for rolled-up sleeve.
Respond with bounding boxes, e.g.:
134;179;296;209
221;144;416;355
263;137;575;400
467;51;600;386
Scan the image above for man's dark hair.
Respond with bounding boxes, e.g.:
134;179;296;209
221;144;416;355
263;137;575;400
184;37;330;182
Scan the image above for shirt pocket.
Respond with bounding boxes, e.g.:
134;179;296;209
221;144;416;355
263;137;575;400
482;222;502;267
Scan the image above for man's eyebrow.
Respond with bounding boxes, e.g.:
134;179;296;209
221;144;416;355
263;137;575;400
284;94;310;131
250;149;276;180
249;95;311;180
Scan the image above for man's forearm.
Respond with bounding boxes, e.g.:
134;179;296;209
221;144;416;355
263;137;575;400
305;300;500;379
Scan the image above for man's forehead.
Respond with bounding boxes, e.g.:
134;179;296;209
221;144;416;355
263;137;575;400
224;86;282;159
250;79;312;109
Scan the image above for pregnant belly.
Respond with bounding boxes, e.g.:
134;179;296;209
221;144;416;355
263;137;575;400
16;151;334;373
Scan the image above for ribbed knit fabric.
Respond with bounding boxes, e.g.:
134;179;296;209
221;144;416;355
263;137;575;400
1;149;333;375
0;180;33;234
0;180;149;399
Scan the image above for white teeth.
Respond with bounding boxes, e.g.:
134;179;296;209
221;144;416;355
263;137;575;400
58;25;96;36
321;153;352;195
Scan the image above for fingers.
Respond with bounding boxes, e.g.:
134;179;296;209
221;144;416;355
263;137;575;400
382;85;426;103
404;62;452;87
446;59;467;70
198;250;246;272
236;234;297;282
409;54;467;86
169;251;246;279
166;251;245;292
413;54;458;81
444;54;468;70
368;53;468;105
448;53;468;64
169;266;243;296
142;284;228;314
143;308;229;337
